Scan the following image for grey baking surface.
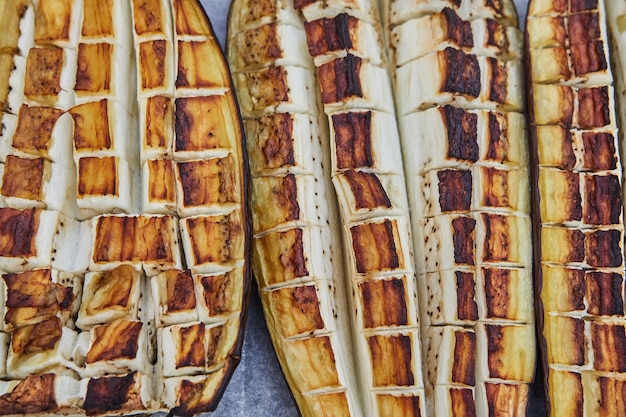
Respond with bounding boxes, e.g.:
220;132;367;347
200;0;546;416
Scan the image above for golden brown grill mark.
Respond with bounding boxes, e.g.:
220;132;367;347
359;277;408;328
185;213;243;265
452;331;476;385
485;18;509;51
241;0;276;24
147;159;176;203
1;155;44;200
488;57;507;104
581;131;617;171
172;0;210;36
443;8;473;48
571;41;607;76
450;388;476;417
343;170;391;210
318;54;363;104
350;219;402;274
452;216;476;265
78;157;118;197
441;105;479;163
69;100;112;151
583;174;622;226
12;105;64;154
0;373;57;414
586;229;623;268
586;272;623;316
244;66;289;108
487;112;510;162
271;285;324;337
332;111;373;169
368;334;414;387
176;323;205;368
0;207;40;258
82;0;113;38
139;40;167;90
12;317;62;355
481;167;513;209
577;86;610;129
257;229;308;283
437;169;472;212
164;270;196;312
87;320;142;363
145;96;172;150
253;113;296;170
547;315;586;365
484;382;529;417
175;95;236;152
132;0;166;36
4;269;73;325
85;265;136;314
75;43;112;94
83;372;143;416
199;270;240;316
176;41;229;89
592;323;626;372
33;0;72;44
304;13;356;57
239;23;282;67
456;271;478;321
376;394;422;416
598;377;626;416
482;213;515;263
568;13;600;45
93;215;176;264
24;47;63;99
484;268;513;319
177;157;237;207
441;48;481;98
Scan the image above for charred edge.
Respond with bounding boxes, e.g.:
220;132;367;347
361;278;409;328
168;270;196;312
592;322;626;372
177;324;206;368
455;271;478;321
88;321;142;363
344;170;392;210
450;388;476;416
577;86;610;129
262;113;296;168
83;372;138;415
586;229;623;268
586;272;623;316
452;216;476;265
0;373;57;415
0;207;39;257
437;169;472;212
484;268;511;319
442;47;481;98
332;111;373;169
442;8;473;48
581;131;617;171
488;57;507;104
583;174;622;226
441;105;479;162
452;331;476;386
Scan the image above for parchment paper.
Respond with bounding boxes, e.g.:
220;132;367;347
199;0;546;415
